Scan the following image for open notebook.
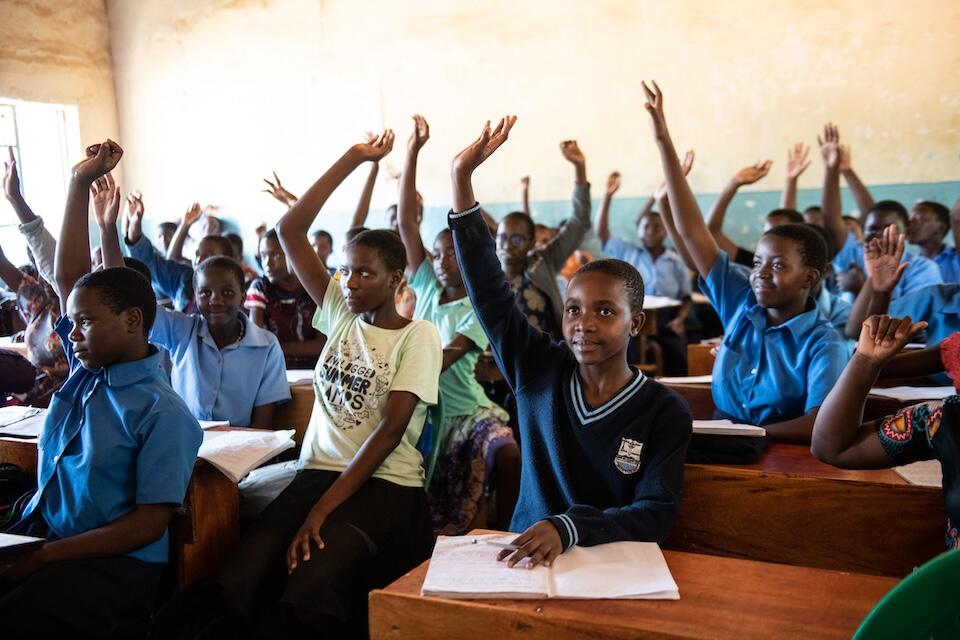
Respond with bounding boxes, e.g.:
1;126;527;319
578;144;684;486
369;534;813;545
421;534;679;600
197;429;296;483
0;533;45;558
692;419;765;437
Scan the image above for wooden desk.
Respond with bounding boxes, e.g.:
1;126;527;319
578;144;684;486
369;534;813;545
0;435;239;590
687;342;716;377
274;382;314;446
369;541;897;640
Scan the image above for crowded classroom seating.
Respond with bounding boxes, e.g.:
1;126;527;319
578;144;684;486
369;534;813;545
1;3;959;638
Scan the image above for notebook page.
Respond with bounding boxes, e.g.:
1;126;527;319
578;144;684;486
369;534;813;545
551;541;679;600
895;459;942;487
658;375;713;384
0;407;46;437
868;386;956;402
197;429;295;483
692;420;766;437
421;535;550;599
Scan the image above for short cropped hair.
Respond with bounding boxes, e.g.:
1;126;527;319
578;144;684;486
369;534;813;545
344;226;368;243
572;258;645;312
345;229;407;272
804;223;836;262
224;232;243;255
193;255;245;290
201;235;235;257
766;208;804;225
311;229;333;246
916;200;950;232
762;223;828;274
122;257;153;292
501;211;535;240
74;267;157;336
158;221;178;234
869;200;909;228
842;214;863;229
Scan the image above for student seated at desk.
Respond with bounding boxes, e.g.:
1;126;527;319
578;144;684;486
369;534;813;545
449;116;692;569
643;81;848;456
396;115;520;534
219;131;441;639
812;315;960;549
123;196;233;313
245;228;325;369
0;140;202;637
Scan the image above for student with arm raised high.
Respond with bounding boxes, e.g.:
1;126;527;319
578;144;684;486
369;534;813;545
782;143;811;214
219;131;441;637
396;115;520;534
644;80;848;452
705;159;774;267
812;314;960;549
0;141;202;637
450;115;691;569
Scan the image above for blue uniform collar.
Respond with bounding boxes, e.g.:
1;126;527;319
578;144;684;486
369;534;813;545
101;346;164;387
745;296;823;338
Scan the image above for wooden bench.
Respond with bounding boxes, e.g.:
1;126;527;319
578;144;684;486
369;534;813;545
0;435;239;590
368;530;898;640
274;381;315;446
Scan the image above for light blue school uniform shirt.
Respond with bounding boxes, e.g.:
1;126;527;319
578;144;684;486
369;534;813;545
125;235;196;313
832;232;943;298
934;246;960;283
603;237;692;300
889;284;960;346
817;286;853;332
150;308;290;426
16;317;202;564
701;252;849;426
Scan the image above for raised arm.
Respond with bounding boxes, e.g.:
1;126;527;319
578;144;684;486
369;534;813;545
261;171;298;207
595;171;621;244
278;131;395;307
633;196;656;226
398;115;429;273
521;176;530;215
0;245;24;291
166;203;202;261
643;81;719;278
656;189;698;272
844;226;907;339
818;123;851;252
3;147;39;225
839;146;874;219
707;160;772;258
812;315;926;468
349;157;380;229
56;141;123;312
90;173;124;269
781;143;810;210
538;140;591;270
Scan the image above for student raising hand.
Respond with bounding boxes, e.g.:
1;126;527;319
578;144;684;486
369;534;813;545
90;173;121;229
732;160;773;187
864;224;908;294
451;116;517;212
73;140;123;183
261;170;298;206
857;315;928;364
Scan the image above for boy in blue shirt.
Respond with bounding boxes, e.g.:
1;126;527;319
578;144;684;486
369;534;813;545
0;140;202;637
449;117;692;568
643;83;848;451
906;200;960;283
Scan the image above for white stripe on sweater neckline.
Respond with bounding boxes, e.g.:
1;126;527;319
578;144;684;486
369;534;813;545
570;368;647;426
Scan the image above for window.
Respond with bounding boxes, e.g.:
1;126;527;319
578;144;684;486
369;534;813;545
0;99;81;267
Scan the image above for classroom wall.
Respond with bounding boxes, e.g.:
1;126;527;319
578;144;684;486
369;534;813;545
0;0;121;174
82;0;960;253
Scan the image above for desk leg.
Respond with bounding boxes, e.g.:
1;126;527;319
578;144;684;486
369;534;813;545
174;463;239;590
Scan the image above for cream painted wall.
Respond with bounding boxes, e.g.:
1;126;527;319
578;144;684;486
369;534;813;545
99;0;959;245
0;0;121;171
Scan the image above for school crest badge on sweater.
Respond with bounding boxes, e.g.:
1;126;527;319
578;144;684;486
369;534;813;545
614;438;644;474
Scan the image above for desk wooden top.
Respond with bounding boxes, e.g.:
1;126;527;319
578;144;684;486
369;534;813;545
727;442;907;485
370;542;897;640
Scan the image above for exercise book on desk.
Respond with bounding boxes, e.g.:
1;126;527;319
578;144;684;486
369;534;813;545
868;386;956;402
0;406;46;438
692;420;765;437
0;533;45;558
658;375;713;384
198;429;296;483
421;534;679;600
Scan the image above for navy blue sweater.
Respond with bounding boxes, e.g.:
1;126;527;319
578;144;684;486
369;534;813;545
449;204;692;550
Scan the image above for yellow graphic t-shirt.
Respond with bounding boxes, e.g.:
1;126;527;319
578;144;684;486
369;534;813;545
298;278;442;487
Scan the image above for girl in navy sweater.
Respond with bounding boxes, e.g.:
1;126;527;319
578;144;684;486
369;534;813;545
448;117;692;568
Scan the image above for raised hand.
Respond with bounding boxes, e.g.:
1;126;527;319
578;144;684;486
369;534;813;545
838;145;852;172
856;315;927;364
261;171;298;206
72;139;123;184
785;143;811;179
559;140;585;166
90;173;121;227
641;80;669;141
864;224;907;293
451;116;517;175
521;176;530;189
182;202;202;227
3;147;21;201
407;114;430;154
122;191;144;242
605;171;621;196
349;129;395;163
732;160;773;187
680;149;696;175
817;123;841;170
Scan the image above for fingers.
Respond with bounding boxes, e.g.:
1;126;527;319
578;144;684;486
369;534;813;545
272;170;281;185
105;172;115;191
873;315;892;344
863;315;879;343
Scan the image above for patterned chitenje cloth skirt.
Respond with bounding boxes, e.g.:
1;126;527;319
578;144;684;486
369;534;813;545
428;408;514;536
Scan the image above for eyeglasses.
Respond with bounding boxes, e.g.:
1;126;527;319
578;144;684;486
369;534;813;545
497;233;531;248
